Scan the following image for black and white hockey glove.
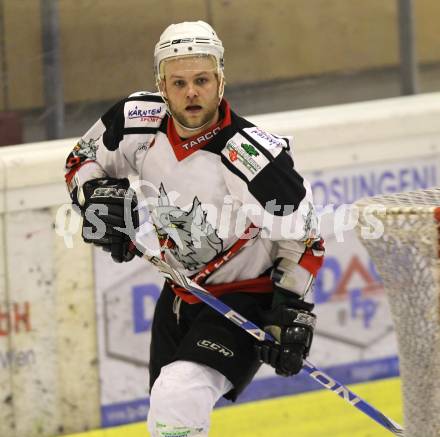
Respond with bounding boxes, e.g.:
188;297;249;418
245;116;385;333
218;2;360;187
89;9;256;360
256;300;316;376
77;177;139;263
256;257;317;376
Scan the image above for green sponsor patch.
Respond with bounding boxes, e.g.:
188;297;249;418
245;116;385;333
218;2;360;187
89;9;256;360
226;142;261;174
241;143;259;157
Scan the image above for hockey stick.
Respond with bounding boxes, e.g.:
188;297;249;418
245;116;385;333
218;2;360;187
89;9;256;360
139;250;404;436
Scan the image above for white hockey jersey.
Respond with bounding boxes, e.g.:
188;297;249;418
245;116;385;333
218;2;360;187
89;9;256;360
65;92;324;303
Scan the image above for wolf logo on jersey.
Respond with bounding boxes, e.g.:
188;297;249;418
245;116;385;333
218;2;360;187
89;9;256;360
151;184;223;270
66;137;100;170
302;202;319;242
73;137;99;160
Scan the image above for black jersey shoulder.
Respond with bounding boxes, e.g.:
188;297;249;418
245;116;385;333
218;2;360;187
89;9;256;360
205;110;290;155
206;111;306;216
101;92;166;151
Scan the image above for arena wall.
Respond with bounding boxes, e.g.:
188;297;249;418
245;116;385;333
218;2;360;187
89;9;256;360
1;0;440;110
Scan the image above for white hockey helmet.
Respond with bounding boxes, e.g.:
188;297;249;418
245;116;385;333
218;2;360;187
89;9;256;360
154;20;224;83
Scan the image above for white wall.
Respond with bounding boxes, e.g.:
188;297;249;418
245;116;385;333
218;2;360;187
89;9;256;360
0;140;100;437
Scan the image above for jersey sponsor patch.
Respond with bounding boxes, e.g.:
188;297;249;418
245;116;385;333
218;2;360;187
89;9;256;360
124;100;165;128
181;126;221;151
221;133;270;180
243;126;287;152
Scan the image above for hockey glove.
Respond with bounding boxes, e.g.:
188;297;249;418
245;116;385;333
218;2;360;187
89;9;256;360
256;256;317;376
256;301;316;376
78;178;139;263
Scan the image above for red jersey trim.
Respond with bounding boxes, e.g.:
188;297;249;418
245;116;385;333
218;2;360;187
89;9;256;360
167;99;232;162
65;160;96;185
298;240;325;277
170;276;273;304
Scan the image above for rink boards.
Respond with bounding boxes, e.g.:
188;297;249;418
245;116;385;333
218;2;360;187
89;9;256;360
0;92;439;437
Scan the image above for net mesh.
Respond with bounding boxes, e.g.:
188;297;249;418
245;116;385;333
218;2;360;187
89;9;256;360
355;188;440;437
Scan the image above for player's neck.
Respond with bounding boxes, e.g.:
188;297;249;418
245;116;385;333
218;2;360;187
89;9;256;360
174;110;220;139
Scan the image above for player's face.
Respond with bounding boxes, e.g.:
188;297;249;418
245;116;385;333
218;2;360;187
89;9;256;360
161;56;220;136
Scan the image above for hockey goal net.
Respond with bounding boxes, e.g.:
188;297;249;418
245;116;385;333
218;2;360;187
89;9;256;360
355;188;440;437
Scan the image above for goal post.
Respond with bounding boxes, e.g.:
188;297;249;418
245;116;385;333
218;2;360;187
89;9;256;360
355;188;440;437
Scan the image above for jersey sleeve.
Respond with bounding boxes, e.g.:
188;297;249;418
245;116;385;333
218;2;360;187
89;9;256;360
221;125;324;276
65;91;166;203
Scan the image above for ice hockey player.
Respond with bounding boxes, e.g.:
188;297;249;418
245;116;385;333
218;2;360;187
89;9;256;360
65;20;324;437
